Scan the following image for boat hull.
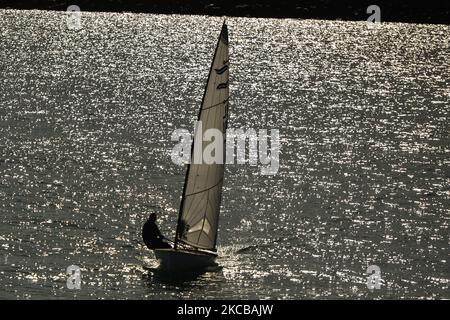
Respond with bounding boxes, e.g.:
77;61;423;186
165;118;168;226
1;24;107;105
154;248;217;271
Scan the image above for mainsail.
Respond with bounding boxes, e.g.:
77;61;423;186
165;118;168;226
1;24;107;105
175;23;229;251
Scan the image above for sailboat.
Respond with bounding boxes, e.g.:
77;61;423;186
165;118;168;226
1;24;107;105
153;22;229;270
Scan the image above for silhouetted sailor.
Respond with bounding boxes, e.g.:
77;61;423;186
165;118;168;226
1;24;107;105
142;213;171;249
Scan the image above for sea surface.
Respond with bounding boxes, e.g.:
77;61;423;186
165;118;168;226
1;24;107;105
0;9;449;299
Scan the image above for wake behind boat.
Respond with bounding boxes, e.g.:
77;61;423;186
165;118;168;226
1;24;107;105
153;21;230;270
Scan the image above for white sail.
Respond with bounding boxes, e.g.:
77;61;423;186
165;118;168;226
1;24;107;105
175;23;229;251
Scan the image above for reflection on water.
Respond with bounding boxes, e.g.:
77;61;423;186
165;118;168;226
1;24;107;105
0;10;449;299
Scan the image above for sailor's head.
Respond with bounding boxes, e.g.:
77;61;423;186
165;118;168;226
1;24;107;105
149;212;157;222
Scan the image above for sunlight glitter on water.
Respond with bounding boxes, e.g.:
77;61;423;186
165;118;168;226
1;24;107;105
0;9;449;299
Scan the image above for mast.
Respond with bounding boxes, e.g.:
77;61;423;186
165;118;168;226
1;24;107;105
174;22;229;251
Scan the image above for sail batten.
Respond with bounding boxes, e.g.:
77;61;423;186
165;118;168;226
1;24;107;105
185;178;224;197
175;23;229;251
202;98;229;111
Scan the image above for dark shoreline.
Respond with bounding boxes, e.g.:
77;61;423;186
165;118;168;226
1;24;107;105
0;0;449;25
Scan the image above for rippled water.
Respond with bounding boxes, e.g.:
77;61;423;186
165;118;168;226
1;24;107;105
0;9;449;299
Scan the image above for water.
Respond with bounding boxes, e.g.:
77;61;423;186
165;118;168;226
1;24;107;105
0;9;449;299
